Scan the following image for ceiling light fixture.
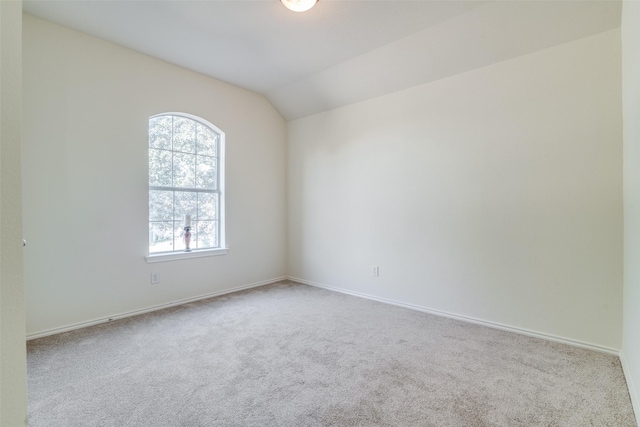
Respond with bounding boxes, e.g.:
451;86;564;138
280;0;318;12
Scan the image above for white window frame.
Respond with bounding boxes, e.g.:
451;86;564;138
146;112;227;263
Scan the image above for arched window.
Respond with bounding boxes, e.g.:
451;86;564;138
148;113;225;256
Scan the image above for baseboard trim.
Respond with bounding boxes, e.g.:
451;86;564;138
26;276;287;340
289;276;620;356
620;351;640;422
28;274;621;356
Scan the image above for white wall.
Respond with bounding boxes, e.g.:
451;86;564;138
22;15;287;336
622;0;640;418
288;29;623;351
0;1;27;425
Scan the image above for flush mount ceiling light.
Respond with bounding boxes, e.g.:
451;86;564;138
280;0;318;12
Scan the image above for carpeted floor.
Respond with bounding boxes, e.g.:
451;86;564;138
27;281;637;426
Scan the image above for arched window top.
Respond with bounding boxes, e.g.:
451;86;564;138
148;113;226;259
149;113;223;165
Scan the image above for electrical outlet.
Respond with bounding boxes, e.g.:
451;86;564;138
372;266;379;277
151;273;160;284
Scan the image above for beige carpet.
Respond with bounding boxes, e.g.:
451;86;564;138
27;281;637;426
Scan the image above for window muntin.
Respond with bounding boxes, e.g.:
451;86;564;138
148;113;224;254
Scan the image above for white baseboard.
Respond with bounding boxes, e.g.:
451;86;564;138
26;277;287;340
288;276;620;356
620;351;640;422
31;275;621;356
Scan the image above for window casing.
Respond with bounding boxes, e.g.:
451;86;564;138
148;113;225;257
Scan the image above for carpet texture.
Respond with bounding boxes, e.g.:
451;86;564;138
28;281;637;426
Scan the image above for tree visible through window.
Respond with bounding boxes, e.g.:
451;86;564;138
148;113;224;254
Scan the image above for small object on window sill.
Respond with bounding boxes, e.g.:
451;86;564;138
184;226;192;252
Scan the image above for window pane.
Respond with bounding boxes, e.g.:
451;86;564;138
196;155;217;189
196;220;218;249
196;124;217;157
149;116;172;150
197;192;218;220
173;117;196;153
174;191;197;222
149;114;224;255
149;148;172;187
149;190;173;221
174;153;196;188
149;222;174;253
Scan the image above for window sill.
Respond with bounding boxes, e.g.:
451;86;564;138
145;248;229;263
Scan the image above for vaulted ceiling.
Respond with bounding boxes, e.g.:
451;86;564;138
23;0;621;121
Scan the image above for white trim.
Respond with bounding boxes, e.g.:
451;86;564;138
288;276;620;356
620;351;640;422
217;122;226;249
26;277;286;340
146;248;229;263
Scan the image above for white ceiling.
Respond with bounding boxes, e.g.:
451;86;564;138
23;0;621;121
